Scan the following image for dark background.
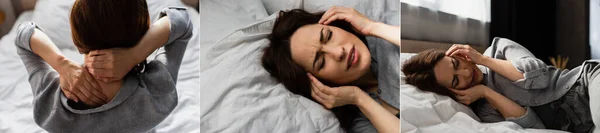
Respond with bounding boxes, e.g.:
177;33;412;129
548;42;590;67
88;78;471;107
491;0;590;69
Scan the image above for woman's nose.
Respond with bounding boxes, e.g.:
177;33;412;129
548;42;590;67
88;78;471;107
457;68;471;77
322;45;345;62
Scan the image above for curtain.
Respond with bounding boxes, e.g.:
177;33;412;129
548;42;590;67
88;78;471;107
402;0;490;22
591;0;600;59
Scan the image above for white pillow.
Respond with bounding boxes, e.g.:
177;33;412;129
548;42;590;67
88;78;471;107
200;0;269;50
302;0;399;26
260;0;303;15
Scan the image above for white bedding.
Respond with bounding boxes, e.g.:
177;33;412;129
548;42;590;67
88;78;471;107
0;0;200;132
399;53;567;133
200;0;397;132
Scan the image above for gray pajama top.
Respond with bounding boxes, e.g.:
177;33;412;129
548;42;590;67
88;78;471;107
473;37;583;128
15;7;192;133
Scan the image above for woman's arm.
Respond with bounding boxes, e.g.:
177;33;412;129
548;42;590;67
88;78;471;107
86;17;170;81
308;74;399;133
452;85;544;128
29;29;107;106
446;44;524;81
319;6;400;47
354;90;400;133
369;22;400;46
488;38;550;89
15;22;107;106
87;7;192;82
481;86;526;118
130;17;171;65
480;57;524;81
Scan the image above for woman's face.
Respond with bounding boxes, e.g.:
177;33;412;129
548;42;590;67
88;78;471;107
433;56;483;90
290;24;371;84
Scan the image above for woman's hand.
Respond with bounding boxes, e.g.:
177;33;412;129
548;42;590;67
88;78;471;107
449;84;490;105
445;44;488;65
308;73;364;109
85;48;138;82
319;6;376;36
58;60;108;106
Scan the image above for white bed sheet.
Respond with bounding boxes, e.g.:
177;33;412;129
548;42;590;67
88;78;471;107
0;0;200;132
400;53;567;133
200;0;398;132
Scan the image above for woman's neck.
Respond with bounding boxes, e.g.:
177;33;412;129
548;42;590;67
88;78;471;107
350;68;378;89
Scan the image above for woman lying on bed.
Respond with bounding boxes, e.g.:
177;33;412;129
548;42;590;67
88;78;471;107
402;37;598;132
14;0;192;132
262;7;400;133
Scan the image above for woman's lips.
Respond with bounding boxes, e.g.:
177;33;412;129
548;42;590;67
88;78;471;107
347;46;358;70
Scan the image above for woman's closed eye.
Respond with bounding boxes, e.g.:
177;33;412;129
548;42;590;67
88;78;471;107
451;58;459;87
317;52;326;70
316;29;333;71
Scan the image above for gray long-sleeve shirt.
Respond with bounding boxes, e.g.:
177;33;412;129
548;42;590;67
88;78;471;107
351;33;400;133
473;37;582;129
15;7;192;133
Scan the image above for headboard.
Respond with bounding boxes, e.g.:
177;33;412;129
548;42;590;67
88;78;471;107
401;39;487;54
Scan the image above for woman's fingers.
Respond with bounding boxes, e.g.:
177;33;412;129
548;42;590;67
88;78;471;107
69;85;91;104
455;95;472;105
449;88;467;96
319;6;339;24
311;89;325;103
88;50;108;56
307;73;326;89
74;81;102;105
313;84;332;100
450;49;470;58
61;88;80;102
323;13;348;25
88;68;113;77
320;6;351;24
100;77;113;83
445;44;458;55
88;55;108;62
81;80;106;105
85;61;107;69
446;44;472;56
312;88;333;109
82;68;108;102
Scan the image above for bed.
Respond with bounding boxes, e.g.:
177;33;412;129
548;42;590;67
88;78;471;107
0;0;199;132
200;0;398;132
400;48;567;133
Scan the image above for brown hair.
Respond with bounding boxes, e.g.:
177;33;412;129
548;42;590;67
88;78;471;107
261;9;368;131
70;0;150;54
401;49;456;100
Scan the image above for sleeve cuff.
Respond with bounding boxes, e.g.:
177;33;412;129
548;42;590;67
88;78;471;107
15;21;40;51
159;7;193;45
510;59;550;89
505;106;545;129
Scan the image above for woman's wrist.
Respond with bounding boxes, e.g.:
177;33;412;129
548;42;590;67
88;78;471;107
479;56;493;67
353;88;369;106
129;47;145;65
368;22;385;37
56;56;76;74
482;86;494;100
